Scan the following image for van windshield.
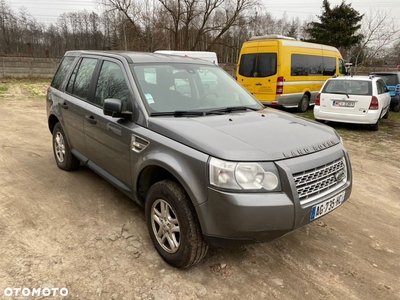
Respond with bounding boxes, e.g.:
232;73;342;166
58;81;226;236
238;53;277;77
132;64;263;114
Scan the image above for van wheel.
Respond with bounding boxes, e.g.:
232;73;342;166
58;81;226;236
52;123;80;171
145;180;208;269
298;95;309;112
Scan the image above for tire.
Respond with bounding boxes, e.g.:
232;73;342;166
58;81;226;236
145;180;208;269
298;94;309;113
383;107;389;119
52;123;80;171
370;119;380;131
393;100;400;112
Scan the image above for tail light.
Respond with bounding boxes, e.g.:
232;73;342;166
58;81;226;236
315;93;321;106
369;96;379;110
276;76;284;94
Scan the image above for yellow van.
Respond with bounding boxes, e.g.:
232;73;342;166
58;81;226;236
236;35;347;112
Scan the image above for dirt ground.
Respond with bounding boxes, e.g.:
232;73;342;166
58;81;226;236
0;80;399;300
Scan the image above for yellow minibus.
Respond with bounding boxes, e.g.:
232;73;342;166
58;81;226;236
236;35;347;112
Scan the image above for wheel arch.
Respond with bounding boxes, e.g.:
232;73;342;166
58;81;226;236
135;155;208;209
48;114;60;134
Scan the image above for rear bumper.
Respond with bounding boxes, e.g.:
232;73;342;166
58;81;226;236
314;106;381;124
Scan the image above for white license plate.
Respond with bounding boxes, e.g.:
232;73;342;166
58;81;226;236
333;101;355;107
310;191;345;221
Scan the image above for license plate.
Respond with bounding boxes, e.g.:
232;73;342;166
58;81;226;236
310;191;345;221
333;100;355;107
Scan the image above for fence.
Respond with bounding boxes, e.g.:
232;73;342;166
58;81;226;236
0;57;398;79
0;57;60;78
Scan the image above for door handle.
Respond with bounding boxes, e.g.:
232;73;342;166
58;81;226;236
85;115;97;125
255;83;262;86
61;103;68;109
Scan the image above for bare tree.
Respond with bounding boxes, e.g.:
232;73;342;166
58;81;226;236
352;9;400;68
100;0;259;51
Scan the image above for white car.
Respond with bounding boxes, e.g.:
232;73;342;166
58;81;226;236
314;75;391;131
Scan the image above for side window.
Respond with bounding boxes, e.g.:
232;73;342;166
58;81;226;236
66;58;98;100
322;57;336;76
377;80;386;94
51;56;76;90
338;58;346;75
95;61;130;107
291;54;323;76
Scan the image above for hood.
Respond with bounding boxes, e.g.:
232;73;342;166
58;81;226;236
148;109;340;161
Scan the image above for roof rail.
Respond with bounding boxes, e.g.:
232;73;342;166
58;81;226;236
249;35;296;41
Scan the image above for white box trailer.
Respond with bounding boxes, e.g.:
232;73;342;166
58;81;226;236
154;50;218;65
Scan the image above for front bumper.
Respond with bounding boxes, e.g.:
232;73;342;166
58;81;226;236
195;147;352;247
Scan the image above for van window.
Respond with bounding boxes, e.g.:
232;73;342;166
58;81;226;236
322;57;336;76
238;54;256;77
238;53;277;77
291;54;323;76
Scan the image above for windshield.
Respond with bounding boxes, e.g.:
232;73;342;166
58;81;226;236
131;63;263;114
322;79;372;96
373;74;398;86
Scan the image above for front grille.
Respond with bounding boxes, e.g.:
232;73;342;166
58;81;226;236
293;157;346;205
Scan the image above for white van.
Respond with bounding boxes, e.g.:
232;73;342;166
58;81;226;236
154;50;218;65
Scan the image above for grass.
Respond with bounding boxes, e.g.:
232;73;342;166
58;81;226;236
0;83;9;96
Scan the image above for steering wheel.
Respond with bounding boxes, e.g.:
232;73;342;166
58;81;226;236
194;92;219;108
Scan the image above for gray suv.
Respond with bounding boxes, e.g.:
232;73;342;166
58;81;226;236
47;51;352;268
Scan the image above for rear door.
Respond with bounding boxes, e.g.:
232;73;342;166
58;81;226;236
237;41;259;94
60;57;99;158
319;79;373;115
376;78;390;112
253;41;278;101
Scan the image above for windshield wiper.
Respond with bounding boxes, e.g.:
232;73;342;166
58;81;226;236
335;92;350;98
150;110;205;117
205;106;261;115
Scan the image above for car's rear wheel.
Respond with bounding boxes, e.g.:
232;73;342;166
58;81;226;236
383;108;389;119
145;180;208;269
298;94;309;113
370;119;380;131
52;123;80;171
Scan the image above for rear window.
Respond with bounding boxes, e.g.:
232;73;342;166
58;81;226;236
238;53;277;77
322;80;372;96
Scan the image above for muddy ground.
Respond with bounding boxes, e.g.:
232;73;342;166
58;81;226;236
0;80;399;300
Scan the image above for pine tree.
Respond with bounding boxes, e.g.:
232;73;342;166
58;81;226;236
304;0;363;49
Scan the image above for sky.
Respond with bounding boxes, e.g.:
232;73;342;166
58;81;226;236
8;0;400;26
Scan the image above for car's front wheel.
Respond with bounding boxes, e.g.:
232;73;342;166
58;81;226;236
52;123;80;171
145;180;208;269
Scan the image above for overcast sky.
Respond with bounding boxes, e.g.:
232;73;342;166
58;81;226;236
9;0;400;26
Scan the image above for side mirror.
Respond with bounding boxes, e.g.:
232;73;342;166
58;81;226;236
103;98;131;118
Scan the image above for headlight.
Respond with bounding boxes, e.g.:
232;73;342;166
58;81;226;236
209;157;280;191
